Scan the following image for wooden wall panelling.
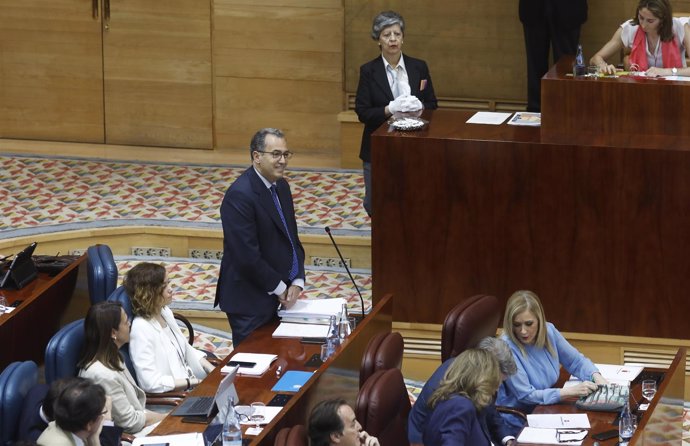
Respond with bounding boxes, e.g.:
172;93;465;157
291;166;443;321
103;0;213;149
0;0;104;142
213;1;343;153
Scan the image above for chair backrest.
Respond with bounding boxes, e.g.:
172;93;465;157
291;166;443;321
87;244;118;305
355;368;410;446
441;294;500;362
108;285;134;322
359;332;404;387
0;361;38;446
44;319;85;384
273;424;308;446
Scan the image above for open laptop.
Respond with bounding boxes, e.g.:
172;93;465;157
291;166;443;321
0;242;38;289
172;365;239;418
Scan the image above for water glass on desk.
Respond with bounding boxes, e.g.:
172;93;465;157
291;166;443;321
0;296;7;313
642;379;657;403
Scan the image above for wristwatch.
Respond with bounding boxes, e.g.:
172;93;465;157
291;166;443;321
672;67;678;75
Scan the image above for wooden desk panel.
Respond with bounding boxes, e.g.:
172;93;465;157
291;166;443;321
0;255;85;369
371;109;690;339
151;294;393;445
542;57;690;148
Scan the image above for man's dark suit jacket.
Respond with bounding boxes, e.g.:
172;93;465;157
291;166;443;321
518;0;587;28
214;167;306;319
354;54;438;163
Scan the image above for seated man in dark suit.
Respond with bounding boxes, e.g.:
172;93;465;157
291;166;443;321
214;128;306;346
408;337;519;446
309;398;380;446
37;378;109;446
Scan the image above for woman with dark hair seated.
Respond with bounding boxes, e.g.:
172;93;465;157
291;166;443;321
423;348;502;445
127;262;214;393
78;301;167;434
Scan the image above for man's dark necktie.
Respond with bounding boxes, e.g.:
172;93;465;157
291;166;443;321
270;185;299;280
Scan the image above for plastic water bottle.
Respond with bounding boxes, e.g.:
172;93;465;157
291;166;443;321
573;44;586;77
618;399;635;444
222;398;242;446
326;314;340;357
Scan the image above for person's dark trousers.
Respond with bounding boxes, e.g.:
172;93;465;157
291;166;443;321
227;312;278;346
522;21;581;112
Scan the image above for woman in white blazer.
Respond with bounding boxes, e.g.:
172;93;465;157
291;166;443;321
127;262;214;393
78;302;167;434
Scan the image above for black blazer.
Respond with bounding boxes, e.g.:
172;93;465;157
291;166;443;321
214;167;306;317
519;0;587;28
354;54;437;163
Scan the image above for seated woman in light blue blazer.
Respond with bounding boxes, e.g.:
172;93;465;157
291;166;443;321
496;290;607;431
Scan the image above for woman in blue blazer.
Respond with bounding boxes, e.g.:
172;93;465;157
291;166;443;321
423;349;501;446
354;10;437;216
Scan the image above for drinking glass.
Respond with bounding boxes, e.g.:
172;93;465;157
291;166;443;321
250;402;265;430
0;296;7;313
641;379;657;403
338;317;352;340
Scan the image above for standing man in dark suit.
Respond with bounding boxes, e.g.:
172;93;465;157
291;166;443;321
355;10;437;216
520;0;588;112
214;128;305;346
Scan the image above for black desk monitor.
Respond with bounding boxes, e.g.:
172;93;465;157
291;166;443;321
0;242;38;289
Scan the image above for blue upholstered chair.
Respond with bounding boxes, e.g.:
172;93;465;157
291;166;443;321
87;244;118;305
44;319;85;384
0;361;39;446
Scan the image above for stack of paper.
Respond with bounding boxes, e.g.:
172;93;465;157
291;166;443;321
272;322;330;338
220;352;277;376
564;363;643;388
518;414;590;445
278;298;346;323
133;433;203;446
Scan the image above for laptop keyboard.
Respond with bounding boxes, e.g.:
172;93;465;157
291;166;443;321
185;396;214;414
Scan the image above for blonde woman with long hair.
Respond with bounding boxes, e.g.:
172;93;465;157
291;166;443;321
422;349;501;445
496;290;606;431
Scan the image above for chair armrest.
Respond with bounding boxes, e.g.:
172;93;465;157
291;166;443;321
496;405;528;422
121;432;136;443
145;390;187;400
173;312;194;345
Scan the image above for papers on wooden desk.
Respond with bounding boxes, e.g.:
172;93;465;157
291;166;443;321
466;111;512;125
277;297;346;321
527;413;590;429
508;112;541;126
564;363;643;387
272;322;330;338
517;427;587;445
133;432;203;446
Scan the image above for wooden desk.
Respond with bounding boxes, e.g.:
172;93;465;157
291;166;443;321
151;294;393;445
0;255;85;369
530;348;685;445
371;108;690;340
542;57;690;149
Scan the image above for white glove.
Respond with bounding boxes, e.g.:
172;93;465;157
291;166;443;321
388;95;407;114
400;95;423;112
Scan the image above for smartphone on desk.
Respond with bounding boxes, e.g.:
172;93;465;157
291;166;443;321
592;429;618;441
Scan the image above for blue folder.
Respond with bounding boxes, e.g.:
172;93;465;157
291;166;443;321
271;370;314;392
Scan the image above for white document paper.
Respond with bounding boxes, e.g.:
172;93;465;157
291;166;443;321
517;427;585;445
664;75;690;82
221;352;277;376
466;112;512;125
133;432;203;446
527;413;591;429
278;298;346;319
565;363;643;387
236;405;282;425
272;322;330;338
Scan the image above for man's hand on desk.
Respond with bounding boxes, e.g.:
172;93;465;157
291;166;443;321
279;285;302;310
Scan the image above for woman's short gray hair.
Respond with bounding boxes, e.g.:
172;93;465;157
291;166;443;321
477;336;517;376
371;10;405;40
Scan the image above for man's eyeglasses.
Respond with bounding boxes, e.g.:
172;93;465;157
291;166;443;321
256;150;294;160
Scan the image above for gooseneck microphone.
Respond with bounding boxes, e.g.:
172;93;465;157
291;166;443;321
324;226;366;320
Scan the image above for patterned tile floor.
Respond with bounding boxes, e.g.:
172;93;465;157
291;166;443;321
0;154;370;240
